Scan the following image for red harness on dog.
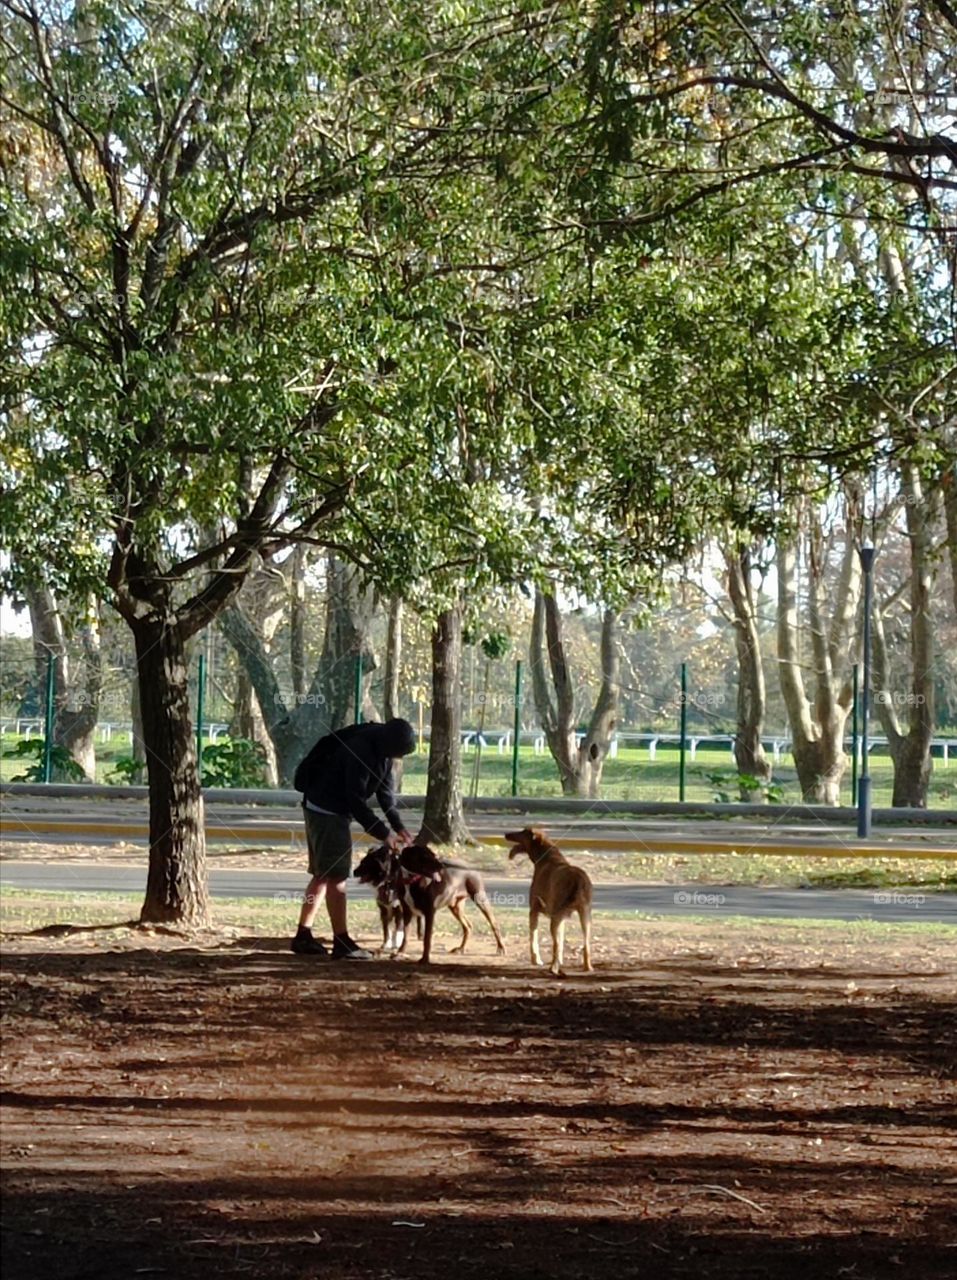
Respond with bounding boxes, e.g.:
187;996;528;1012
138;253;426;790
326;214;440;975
398;868;434;888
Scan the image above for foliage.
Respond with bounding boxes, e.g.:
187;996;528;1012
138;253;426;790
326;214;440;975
3;737;86;782
200;737;269;789
106;756;146;786
697;767;784;805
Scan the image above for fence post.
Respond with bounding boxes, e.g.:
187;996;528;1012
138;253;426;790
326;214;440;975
196;653;206;784
354;654;363;724
511;660;523;797
678;662;687;802
851;662;859;806
42;653;55;783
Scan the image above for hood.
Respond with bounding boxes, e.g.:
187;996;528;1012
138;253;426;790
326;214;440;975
378;717;417;757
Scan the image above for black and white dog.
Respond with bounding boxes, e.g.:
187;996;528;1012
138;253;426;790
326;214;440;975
354;843;506;964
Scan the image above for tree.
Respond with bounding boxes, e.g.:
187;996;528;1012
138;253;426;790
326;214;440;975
723;543;773;797
1;0;543;921
776;492;862;804
23;584;102;779
871;461;944;807
418;605;468;844
529;591;621;797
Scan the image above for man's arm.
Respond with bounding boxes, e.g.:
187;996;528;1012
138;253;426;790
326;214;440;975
344;755;390;841
375;762;405;834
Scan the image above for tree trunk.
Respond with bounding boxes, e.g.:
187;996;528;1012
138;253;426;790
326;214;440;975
724;544;771;797
56;600;102;779
775;500;859;805
221;564;383;787
228;667;279;787
873;463;937;807
25;585;100;780
530;591;620;797
529;589;579;793
130;675;147;773
133;618;211;926
574;609;620;797
221;603;317;785
384;597;403;720
943;448;957;618
290;544;309;701
418;605;469;844
384;596;405;789
318;554;379;729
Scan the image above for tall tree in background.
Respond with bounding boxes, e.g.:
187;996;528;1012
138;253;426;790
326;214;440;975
529;591;621;798
776;491;863;805
723;544;772;798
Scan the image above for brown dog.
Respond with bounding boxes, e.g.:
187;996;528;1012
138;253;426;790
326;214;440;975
506;827;593;975
355;843;506;965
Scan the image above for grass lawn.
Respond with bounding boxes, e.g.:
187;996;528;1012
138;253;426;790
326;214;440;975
3;731;956;807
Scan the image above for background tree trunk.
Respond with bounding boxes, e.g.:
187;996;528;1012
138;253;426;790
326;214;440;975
873;464;937;806
775;499;860;804
942;445;957;617
724;543;771;798
56;599;102;779
227;667;280;786
530;590;619;797
574;609;620;798
318;554;379;728
290;544;309;701
221;556;382;784
418;605;469;844
133;617;210;926
25;585;101;779
220;604;317;785
384;596;405;789
529;589;578;793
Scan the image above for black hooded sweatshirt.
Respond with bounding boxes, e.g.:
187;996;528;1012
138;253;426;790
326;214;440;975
297;721;413;841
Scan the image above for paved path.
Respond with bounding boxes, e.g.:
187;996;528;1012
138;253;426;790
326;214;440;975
2;861;954;925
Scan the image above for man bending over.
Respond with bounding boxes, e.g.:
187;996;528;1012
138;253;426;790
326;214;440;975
291;717;416;960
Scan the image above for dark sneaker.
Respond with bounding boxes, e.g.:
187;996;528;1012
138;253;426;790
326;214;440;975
291;932;328;956
332;935;374;961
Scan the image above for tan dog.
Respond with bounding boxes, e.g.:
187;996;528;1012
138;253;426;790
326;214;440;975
506;827;593;975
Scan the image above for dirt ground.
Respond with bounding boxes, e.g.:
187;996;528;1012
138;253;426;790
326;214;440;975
2;916;956;1280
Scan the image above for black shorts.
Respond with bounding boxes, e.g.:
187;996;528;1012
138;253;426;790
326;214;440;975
304;809;353;881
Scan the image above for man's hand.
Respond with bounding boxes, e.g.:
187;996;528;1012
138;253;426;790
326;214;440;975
386;829;413;851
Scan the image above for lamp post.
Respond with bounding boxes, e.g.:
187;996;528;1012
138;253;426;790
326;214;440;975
857;543;876;837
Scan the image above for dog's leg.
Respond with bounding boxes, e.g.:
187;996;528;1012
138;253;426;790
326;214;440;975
420;904;435;965
397;904;412;954
549;916;566;976
392;906;405;953
579;905;593;972
474;892;506;954
378;904;391;950
448;901;471;954
529;906;542;966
